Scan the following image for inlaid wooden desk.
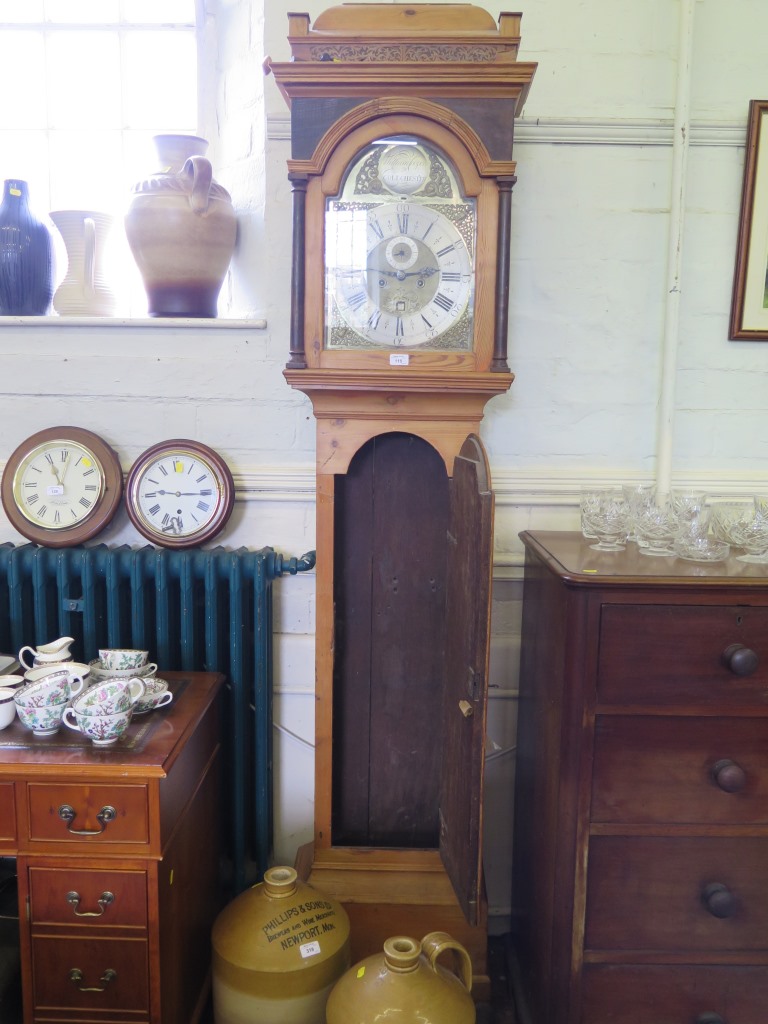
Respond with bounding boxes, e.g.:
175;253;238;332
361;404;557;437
0;671;224;1024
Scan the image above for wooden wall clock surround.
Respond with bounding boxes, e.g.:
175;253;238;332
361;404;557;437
266;3;536;985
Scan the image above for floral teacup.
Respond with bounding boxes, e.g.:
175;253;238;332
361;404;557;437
63;706;133;746
15;669;85;708
15;698;70;736
98;648;149;671
72;677;146;716
133;678;173;713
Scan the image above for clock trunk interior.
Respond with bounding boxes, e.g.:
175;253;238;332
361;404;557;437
331;431;449;849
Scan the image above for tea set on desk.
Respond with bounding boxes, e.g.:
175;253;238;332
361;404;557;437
0;635;173;745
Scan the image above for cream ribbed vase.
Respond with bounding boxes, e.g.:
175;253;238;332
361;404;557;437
50;211;116;316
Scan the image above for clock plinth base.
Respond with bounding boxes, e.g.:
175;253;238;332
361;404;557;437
295;843;490;1000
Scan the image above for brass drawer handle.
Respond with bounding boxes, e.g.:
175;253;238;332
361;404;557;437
68;967;117;992
66;890;115;917
721;643;759;677
58;804;116;836
701;882;737;919
712;758;747;793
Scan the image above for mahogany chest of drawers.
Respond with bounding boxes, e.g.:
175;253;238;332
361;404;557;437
512;532;768;1024
0;671;224;1024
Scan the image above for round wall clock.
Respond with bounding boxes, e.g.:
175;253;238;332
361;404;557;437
0;426;123;548
324;135;477;352
125;439;235;548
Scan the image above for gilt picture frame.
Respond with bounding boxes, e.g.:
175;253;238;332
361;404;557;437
730;99;768;339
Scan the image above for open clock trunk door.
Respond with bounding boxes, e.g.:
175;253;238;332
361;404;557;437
439;433;495;926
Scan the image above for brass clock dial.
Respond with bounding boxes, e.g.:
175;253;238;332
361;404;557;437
1;426;123;547
125;440;234;549
325;137;477;351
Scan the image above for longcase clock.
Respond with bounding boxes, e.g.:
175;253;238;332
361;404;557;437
266;3;536;988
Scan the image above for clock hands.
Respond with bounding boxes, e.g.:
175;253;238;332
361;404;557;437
375;266;439;280
151;489;209;497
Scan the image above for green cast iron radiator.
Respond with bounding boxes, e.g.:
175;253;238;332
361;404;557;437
0;542;315;895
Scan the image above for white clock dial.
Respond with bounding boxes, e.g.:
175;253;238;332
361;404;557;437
125;440;235;549
328;200;474;348
132;452;223;539
13;440;105;530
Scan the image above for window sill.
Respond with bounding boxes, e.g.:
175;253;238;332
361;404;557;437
0;316;268;329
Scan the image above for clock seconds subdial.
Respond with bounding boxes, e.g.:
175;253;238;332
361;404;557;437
330;200;474;348
14;440;105;530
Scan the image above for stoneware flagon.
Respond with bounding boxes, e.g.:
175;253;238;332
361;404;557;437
124;134;237;318
211;865;350;1024
325;932;476;1024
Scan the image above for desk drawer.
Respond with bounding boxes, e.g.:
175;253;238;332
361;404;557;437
597;604;768;706
585;836;768;952
32;935;149;1013
27;784;149;845
29;866;148;927
582;964;768;1023
592;715;768;825
0;782;15;844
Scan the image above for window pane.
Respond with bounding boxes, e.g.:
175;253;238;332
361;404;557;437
43;0;119;23
122;131;169;185
0;32;46;128
0;131;52;212
47;32;122;129
122;0;195;24
0;2;44;21
123;32;196;129
48;130;126;210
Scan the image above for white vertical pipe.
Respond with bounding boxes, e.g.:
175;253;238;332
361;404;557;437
655;0;698;497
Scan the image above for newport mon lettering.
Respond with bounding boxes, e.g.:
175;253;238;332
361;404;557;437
281;926;321;950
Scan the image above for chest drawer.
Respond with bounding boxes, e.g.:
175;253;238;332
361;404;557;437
31;935;149;1014
597;604;768;706
592;715;768;825
26;784;149;845
29;866;148;927
585;836;768;952
582;964;768;1024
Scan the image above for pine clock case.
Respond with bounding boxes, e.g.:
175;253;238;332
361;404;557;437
267;3;537;984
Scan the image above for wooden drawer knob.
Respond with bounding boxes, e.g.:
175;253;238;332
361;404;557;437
712;758;747;793
721;643;759;676
701;882;736;919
